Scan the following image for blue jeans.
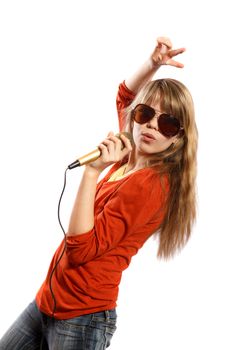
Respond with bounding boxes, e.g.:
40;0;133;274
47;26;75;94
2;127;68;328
0;301;117;349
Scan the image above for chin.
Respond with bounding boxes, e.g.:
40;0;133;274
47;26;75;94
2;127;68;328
137;144;158;155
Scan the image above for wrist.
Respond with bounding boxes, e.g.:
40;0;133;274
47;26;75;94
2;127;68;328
149;56;161;70
84;165;102;179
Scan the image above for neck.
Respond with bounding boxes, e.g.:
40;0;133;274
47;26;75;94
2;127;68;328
125;148;151;173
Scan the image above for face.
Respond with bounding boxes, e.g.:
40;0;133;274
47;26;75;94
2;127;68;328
132;102;178;156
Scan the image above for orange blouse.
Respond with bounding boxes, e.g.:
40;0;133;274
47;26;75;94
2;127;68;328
36;82;169;319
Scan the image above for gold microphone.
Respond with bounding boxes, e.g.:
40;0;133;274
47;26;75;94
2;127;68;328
68;132;133;169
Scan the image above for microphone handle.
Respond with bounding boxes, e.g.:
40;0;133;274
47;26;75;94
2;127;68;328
68;148;101;169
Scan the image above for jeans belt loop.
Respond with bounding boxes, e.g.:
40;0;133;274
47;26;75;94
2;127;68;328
104;310;110;322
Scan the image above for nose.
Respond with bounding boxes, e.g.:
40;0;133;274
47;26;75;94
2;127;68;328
146;116;159;130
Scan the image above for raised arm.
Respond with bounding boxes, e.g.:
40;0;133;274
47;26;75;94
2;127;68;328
125;37;186;94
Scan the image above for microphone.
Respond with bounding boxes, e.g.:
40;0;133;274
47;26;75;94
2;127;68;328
68;132;133;169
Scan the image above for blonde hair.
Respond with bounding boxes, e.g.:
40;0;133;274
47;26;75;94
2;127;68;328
124;79;198;259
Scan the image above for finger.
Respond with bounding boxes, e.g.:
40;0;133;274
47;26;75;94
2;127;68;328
100;131;114;145
98;143;109;159
166;59;184;68
102;138;116;154
107;131;114;137
157;37;172;49
108;134;132;152
107;135;123;152
169;47;186;58
120;134;133;151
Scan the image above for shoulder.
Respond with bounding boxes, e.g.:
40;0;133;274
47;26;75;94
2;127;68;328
116;81;136;106
126;168;169;200
109;167;169;205
98;164;169;200
116;81;136;132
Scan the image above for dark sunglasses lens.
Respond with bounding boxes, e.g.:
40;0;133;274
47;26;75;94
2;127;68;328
133;105;155;124
158;114;180;137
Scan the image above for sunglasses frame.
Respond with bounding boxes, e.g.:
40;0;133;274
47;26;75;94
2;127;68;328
131;103;183;138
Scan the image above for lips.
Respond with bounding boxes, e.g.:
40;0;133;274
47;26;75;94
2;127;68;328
141;132;156;141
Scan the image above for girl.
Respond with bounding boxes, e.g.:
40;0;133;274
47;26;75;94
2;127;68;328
0;37;197;349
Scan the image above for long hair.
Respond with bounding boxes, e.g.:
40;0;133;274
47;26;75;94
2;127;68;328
123;79;198;259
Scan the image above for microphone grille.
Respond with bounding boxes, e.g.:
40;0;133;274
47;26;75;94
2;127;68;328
115;131;134;146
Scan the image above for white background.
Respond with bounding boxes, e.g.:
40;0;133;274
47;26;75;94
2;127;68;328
0;0;233;349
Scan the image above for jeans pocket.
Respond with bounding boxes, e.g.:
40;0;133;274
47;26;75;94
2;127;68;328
55;314;92;337
91;312;117;339
55;319;115;349
54;312;117;349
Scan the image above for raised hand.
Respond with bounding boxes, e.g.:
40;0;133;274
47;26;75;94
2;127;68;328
151;37;186;68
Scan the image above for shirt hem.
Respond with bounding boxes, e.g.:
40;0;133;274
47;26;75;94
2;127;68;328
36;298;117;320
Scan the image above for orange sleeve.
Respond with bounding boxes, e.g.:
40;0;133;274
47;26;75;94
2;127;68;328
116;81;136;131
65;171;168;267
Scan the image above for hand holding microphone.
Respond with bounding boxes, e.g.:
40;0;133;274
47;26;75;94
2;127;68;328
68;132;133;170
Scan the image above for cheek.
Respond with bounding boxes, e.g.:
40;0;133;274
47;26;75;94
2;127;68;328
154;135;175;151
157;134;173;144
132;124;142;144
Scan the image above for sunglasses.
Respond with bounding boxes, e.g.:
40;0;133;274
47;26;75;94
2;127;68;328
131;104;183;137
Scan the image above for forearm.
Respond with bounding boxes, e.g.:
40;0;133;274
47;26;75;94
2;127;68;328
125;37;185;94
67;167;100;236
125;58;160;94
67;132;132;236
